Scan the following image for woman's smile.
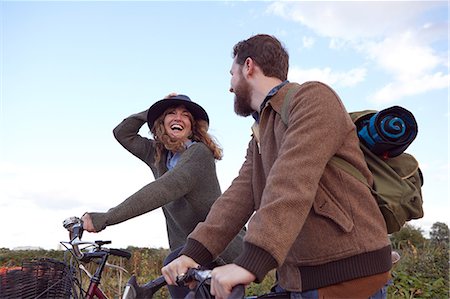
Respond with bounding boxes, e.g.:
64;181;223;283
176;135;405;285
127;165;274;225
164;105;193;142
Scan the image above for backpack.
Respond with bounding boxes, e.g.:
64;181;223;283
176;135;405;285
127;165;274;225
281;84;424;234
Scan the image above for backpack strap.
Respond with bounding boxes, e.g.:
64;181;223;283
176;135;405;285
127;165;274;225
329;156;372;190
281;83;301;125
349;110;377;123
281;83;375;195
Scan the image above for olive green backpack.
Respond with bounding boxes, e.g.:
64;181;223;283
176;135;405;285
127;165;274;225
281;85;424;234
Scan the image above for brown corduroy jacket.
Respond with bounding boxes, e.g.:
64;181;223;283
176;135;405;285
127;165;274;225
182;81;392;292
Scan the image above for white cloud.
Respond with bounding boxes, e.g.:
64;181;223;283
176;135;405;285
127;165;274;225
267;1;442;40
370;72;449;104
302;36;315;49
289;66;367;87
363;31;445;81
329;38;348;50
0;161;153;220
267;1;448;104
0;161;169;249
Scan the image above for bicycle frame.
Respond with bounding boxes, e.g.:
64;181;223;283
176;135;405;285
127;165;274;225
86;283;107;299
83;252;109;299
69;249;130;299
62;217;131;299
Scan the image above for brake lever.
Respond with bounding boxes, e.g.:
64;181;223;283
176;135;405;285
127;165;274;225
193;269;212;282
176;268;212;287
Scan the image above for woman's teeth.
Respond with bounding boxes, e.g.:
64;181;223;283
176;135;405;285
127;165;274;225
171;124;183;131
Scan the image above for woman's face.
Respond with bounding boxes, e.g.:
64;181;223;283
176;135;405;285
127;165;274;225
163;105;193;142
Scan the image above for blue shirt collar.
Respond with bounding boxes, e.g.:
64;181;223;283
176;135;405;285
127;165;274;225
166;140;196;170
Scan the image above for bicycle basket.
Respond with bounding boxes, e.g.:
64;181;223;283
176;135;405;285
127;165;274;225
0;258;75;299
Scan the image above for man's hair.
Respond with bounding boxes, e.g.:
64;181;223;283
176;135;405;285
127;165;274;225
151;108;223;164
232;34;289;81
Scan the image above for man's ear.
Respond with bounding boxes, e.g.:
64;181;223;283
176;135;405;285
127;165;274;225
244;57;256;77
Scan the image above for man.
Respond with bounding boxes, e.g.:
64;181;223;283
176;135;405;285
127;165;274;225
162;34;392;298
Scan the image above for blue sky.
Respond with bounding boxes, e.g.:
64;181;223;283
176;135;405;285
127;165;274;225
0;1;448;250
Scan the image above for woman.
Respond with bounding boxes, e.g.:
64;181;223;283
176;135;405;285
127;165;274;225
82;94;244;297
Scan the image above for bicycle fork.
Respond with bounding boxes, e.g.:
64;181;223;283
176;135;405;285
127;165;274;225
85;254;109;299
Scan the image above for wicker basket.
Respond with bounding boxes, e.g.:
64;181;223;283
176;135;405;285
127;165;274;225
0;258;74;299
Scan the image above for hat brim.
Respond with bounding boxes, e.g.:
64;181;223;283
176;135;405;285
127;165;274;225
147;98;209;130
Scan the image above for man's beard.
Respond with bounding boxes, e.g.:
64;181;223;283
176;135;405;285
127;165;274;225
233;77;254;117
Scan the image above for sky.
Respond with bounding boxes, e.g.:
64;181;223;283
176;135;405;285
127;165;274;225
0;1;448;251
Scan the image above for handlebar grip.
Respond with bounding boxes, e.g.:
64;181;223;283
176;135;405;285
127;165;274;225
147;275;166;289
229;284;245;299
80;251;105;263
132;275;166;297
108;248;132;259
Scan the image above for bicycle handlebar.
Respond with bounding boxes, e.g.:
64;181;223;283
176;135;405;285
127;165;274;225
229;285;246;299
62;216;85;259
128;267;245;298
177;267;246;299
63;217;243;298
62;216;131;261
108;248;132;259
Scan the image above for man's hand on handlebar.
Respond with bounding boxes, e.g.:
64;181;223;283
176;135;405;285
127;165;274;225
210;264;255;299
81;213;97;233
161;255;199;286
162;255;254;299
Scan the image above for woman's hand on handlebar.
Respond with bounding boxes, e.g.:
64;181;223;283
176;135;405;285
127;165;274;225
81;213;97;233
210;264;255;299
161;255;199;286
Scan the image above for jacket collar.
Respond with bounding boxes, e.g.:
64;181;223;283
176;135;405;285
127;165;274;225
253;80;289;122
261;81;298;120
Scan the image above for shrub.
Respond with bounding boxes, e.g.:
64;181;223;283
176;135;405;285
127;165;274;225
388;241;449;298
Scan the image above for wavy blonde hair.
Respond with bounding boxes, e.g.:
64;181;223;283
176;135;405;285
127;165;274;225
150;107;223;165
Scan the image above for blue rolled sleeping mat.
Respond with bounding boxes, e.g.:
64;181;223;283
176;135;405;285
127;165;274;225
356;106;418;158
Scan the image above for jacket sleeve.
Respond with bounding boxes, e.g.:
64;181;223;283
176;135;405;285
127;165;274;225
89;143;214;232
112;110;156;169
181;138;257;265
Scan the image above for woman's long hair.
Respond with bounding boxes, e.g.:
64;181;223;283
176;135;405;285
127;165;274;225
150;108;223;165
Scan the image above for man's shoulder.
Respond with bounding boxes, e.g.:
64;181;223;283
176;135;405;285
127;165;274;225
272;81;343;115
275;81;336;100
290;81;337;93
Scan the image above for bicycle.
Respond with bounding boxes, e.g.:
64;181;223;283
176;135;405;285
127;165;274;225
61;217;239;299
60;217;288;299
61;216;132;299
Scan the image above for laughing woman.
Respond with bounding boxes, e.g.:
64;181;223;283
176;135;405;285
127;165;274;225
81;94;244;298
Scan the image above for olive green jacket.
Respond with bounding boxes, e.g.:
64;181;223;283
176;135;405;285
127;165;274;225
90;111;244;262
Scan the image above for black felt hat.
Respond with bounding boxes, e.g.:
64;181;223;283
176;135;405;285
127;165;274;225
147;94;209;130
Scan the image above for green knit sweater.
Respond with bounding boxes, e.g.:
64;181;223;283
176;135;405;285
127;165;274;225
89;111;244;262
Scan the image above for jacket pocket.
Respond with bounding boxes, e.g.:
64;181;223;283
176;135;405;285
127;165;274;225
314;182;354;233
